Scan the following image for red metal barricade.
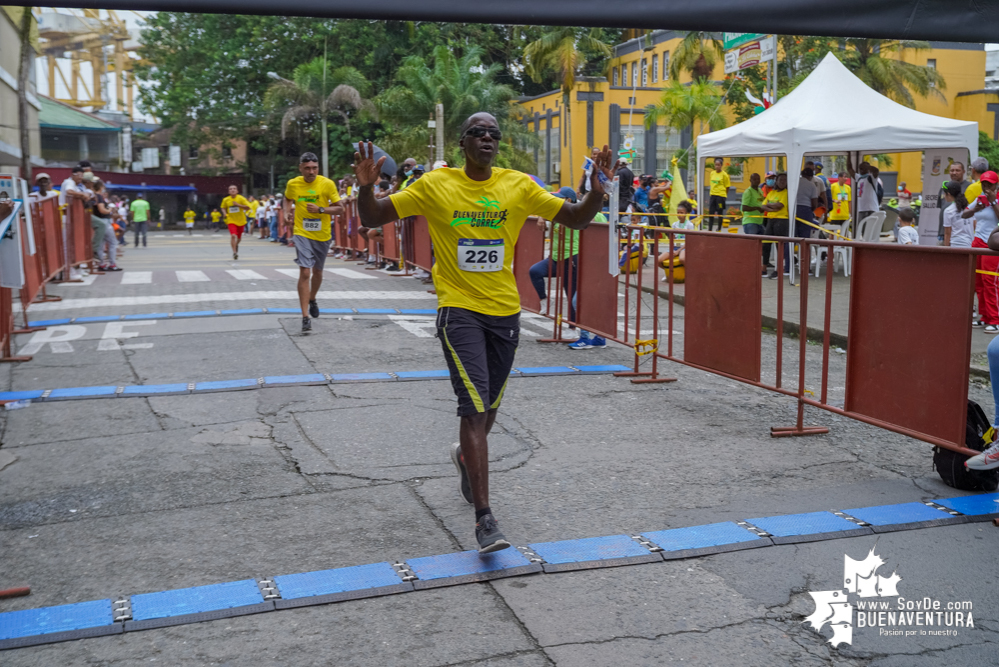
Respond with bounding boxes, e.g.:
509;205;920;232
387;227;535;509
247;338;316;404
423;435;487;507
411;216;433;272
382;221;401;265
514;217;544;313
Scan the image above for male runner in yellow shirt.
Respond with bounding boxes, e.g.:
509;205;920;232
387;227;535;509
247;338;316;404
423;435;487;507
210;209;221;232
183;207;196;235
353;113;613;553
282;152;344;332
221;185;251;259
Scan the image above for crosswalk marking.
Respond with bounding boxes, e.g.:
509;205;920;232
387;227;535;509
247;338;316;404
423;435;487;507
325;268;377;280
121;271;152;285
24;291;437;312
176;270;210;282
226;269;267;281
275;268;301;278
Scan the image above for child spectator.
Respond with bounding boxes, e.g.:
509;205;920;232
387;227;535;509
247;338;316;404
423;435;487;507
896;207;919;245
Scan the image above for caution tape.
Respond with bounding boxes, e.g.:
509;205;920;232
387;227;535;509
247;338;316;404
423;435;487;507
977;270;999;277
634;339;659;356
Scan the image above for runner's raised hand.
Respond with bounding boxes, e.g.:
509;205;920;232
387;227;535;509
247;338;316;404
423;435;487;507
352;141;386;188
589;145;615;196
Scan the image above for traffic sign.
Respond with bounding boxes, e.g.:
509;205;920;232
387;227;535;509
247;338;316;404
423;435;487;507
723;33;766;50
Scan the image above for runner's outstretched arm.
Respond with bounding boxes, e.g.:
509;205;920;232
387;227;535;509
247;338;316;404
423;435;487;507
353;141;398;228
553;144;614;230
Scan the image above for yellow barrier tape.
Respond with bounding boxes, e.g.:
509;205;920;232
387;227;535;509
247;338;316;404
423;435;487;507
794;216;852;241
634;339;659;356
977;270;999;277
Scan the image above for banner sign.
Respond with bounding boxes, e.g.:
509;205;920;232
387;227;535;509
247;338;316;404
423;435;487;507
723;33;767;50
725;36;775;74
919;148;968;245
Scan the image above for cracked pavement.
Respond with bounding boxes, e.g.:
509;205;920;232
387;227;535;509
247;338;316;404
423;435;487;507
0;233;996;665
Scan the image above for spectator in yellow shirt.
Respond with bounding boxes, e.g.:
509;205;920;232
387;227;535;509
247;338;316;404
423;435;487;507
707;157;730;232
762;172;789;278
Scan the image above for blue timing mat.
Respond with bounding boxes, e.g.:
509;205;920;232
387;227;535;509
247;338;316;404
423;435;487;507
642;521;772;559
273;562;412;609
746;511;872;544
842;502;967;533
407;549;541;589
528;535;660;572
935;492;999;519
0;599;119;650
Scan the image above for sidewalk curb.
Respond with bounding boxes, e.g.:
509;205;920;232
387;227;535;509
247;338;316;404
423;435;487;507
640;285;989;382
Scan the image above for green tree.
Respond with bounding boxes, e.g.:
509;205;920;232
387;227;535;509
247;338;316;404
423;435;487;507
265;57;374;177
524;27;612;186
647;79;727;189
377;44;534;172
669;32;725;81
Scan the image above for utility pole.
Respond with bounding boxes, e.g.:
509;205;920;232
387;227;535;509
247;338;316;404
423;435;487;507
17;7;33;182
428;113;435;168
435;103;444;164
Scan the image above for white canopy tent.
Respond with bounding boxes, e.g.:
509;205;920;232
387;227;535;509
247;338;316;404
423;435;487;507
696;52;978;248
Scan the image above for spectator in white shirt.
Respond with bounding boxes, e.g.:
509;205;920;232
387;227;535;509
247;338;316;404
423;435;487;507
942;181;973;248
59;166;89;208
796;168;819;237
847;157;881;228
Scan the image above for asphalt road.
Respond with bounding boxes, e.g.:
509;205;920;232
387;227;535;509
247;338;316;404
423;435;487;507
0;232;996;666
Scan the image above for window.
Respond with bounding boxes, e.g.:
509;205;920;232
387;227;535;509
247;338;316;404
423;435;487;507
613;68;619;86
927;59;937;87
549;123;560;182
655;125;681;174
631;62;637;87
652;55;659;83
641;59;648;86
620;65;626;86
189;145;199;159
222;146;233;160
662;51;670;80
536;124;548;181
620;124;644;174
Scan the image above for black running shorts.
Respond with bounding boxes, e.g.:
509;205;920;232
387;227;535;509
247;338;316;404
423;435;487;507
436;307;519;417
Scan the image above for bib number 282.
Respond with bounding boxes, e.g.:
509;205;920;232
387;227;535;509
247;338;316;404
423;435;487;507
457;238;504;272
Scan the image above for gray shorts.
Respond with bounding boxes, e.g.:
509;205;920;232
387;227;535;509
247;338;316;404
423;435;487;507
293;235;332;270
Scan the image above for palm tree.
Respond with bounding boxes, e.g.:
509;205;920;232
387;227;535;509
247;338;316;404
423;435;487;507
265;58;375;177
524;27;611;186
835;39;945;108
378;45;534;171
669;32;725;81
646;79;727;190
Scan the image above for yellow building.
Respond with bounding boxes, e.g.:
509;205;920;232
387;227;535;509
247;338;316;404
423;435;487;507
516;32;993;200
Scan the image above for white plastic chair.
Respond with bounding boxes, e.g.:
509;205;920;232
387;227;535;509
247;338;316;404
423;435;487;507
812;219;852;277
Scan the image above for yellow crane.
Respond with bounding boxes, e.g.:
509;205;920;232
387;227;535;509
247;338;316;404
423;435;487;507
35;8;146;119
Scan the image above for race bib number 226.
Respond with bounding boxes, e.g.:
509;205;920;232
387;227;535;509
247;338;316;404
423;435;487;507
457;238;504;272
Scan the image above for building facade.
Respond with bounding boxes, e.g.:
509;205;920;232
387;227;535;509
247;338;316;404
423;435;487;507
0;7;42;173
517;32;996;200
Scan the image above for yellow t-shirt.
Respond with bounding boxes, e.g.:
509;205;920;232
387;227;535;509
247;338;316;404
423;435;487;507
390;167;564;316
763;188;789;218
284;175;342;242
221;195;250;226
184;210;195;223
211;211;221;222
248;200;260;219
829;183;852;221
709;169;731;197
966;181;983;204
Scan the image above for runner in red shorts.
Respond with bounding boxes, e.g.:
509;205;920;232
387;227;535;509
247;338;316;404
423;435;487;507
221;185;251;260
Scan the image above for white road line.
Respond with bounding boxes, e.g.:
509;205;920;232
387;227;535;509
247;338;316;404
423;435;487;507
176;270;210;282
22;291;437;312
121;271;152;285
325;268;377;280
61;274;98;287
226;269;267;280
275;268;300;278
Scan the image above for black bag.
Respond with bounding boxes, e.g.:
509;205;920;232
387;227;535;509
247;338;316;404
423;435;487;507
933;400;999;492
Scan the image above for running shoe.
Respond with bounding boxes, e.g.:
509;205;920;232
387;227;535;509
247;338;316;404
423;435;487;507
233;251;238;260
475;514;510;553
301;317;312;333
106;264;122;272
965;441;999;470
588;336;607;348
568;333;593;350
450;443;473;504
309;299;319;319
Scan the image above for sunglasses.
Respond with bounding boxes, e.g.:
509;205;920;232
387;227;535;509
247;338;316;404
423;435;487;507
464;126;502;140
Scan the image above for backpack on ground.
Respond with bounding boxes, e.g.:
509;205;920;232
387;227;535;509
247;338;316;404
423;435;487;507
933;400;999;492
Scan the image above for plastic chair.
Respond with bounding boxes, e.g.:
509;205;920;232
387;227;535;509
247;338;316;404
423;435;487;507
855;212;884;244
812;219;852;277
